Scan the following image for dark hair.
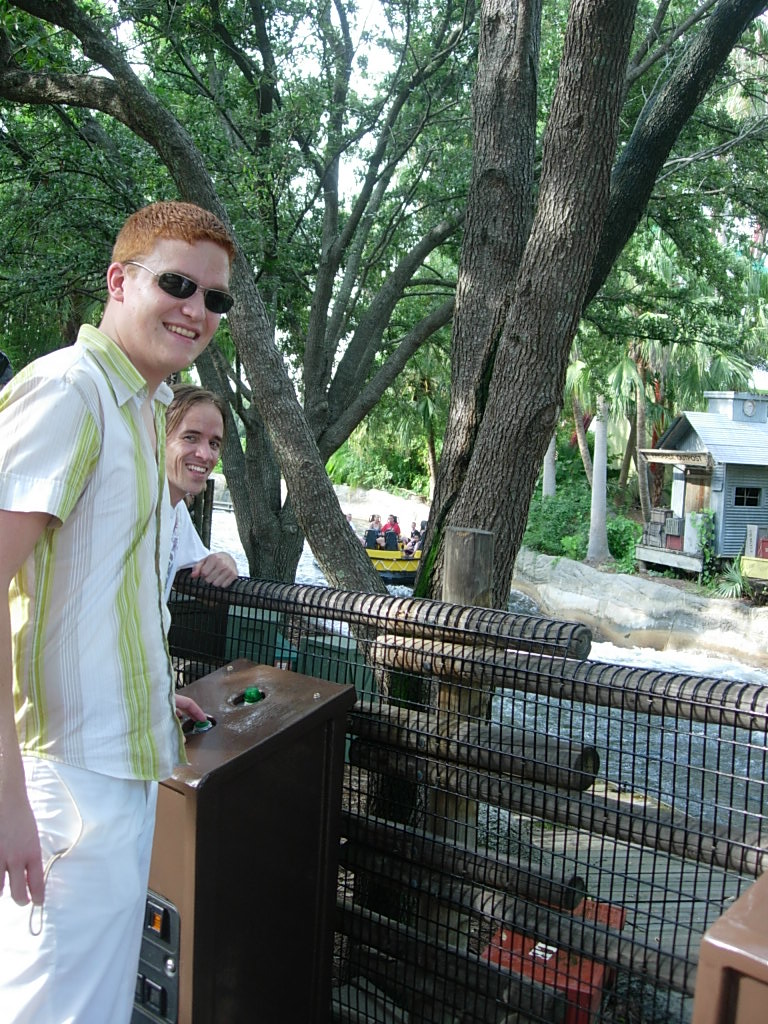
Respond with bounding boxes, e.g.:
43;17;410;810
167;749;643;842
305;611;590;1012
0;350;12;388
167;383;229;444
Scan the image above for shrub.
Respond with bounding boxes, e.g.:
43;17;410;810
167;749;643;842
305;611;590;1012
693;509;718;586
561;533;588;560
607;515;642;572
714;559;752;599
524;466;642;572
523;486;591;557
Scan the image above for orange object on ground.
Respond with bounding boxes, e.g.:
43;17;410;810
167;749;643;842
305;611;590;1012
482;899;626;1024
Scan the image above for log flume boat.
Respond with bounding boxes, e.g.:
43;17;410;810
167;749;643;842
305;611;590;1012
365;547;421;585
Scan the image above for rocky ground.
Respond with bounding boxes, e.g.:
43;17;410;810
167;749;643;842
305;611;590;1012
513;547;768;669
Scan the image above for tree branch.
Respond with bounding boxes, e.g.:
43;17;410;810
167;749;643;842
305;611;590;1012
587;0;768;308
318;297;455;458
626;0;718;85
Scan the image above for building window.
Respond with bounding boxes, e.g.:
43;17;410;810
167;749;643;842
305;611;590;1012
734;486;761;507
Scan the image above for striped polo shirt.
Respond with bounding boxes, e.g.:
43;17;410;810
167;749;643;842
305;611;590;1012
0;325;185;780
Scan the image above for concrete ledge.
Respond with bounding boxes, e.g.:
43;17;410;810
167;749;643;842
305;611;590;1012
635;544;703;574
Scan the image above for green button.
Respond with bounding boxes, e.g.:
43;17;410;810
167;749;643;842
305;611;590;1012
243;686;264;704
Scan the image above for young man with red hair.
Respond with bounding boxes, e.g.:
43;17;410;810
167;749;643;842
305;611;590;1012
0;201;235;1023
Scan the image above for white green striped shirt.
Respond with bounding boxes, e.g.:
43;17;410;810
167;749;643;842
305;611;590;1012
0;325;185;780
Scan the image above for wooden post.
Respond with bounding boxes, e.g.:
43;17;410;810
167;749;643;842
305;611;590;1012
190;478;215;547
442;526;495;608
427;528;495;951
439;526;496;771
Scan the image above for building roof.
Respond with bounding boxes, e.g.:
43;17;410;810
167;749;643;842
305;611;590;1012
656;411;768;467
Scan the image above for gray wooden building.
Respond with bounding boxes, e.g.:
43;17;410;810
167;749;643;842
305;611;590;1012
635;391;768;574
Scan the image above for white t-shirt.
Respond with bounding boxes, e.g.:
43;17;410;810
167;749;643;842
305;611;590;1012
164;499;211;603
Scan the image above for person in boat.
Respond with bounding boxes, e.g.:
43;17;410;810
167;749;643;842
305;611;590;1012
382;514;401;538
377;514;401;550
364;513;386;548
404;529;422;557
164;383;239;602
0;200;232;1022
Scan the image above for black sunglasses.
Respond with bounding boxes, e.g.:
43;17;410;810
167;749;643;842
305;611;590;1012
125;261;234;314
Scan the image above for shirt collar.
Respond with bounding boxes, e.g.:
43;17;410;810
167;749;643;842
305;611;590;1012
77;324;173;409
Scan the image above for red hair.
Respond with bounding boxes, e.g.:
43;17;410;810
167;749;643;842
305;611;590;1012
112;201;235;265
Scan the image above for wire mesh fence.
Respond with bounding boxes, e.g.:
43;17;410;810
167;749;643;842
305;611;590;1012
168;571;768;1024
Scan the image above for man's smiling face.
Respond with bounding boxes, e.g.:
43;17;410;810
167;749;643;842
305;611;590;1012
105;237;231;393
166;401;224;506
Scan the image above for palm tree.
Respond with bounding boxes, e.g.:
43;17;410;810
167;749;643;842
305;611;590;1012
542;434;557;497
564;356;595;486
586;395;613;563
345;338;450;501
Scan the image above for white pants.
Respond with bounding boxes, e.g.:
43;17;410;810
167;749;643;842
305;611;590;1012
0;758;158;1024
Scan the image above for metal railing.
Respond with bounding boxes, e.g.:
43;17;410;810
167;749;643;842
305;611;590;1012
168;572;768;1024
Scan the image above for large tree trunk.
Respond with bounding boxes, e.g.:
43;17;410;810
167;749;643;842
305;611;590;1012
420;0;638;606
195;347;304;580
224;269;385;591
421;0;541;565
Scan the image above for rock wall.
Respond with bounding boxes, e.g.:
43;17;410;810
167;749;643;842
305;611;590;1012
513;547;768;669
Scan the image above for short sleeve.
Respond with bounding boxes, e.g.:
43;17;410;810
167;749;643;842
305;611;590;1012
0;367;100;523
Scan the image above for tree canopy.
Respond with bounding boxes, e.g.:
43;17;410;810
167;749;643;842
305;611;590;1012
418;0;768;605
0;0;767;604
0;0;475;589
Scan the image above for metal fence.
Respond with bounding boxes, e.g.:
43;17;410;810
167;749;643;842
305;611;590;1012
168;572;768;1024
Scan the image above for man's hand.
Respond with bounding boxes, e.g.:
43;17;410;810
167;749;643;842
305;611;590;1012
0;789;45;906
174;693;207;723
189;552;238;588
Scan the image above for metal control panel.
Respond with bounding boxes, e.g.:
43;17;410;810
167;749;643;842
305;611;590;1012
133;892;181;1023
130;659;355;1024
692;871;768;1024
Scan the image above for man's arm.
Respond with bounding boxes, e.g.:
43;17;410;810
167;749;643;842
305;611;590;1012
0;509;52;906
174;502;238;589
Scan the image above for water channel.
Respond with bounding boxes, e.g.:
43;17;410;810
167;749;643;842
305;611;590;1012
211;507;767;827
211;507;766;685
